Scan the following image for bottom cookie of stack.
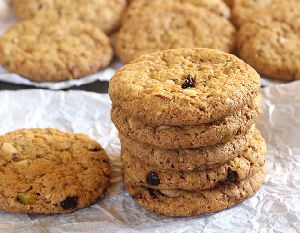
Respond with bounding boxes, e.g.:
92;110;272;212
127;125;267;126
124;166;265;217
122;128;266;216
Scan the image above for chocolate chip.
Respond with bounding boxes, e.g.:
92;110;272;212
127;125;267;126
219;168;238;185
181;74;195;89
60;196;78;210
147;188;158;199
89;147;102;152
146;171;160;186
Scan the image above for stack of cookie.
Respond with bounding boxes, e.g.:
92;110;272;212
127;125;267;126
109;48;266;217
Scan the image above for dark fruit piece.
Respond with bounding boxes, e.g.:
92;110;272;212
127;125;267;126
147;188;158;199
146;171;160;186
89;147;102;152
219;168;238;185
60;196;78;210
181;74;195;89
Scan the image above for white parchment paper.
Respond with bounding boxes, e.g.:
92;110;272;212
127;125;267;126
0;0;285;89
0;81;299;233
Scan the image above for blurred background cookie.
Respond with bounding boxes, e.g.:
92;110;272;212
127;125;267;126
11;0;126;34
0;19;113;82
237;2;300;81
116;3;236;63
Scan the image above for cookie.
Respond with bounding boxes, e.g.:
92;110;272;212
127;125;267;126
232;0;297;28
120;128;259;172
0;19;113;82
122;133;266;191
112;95;260;149
115;3;236;63
237;2;300;81
11;0;126;34
123;0;230;20
0;128;111;214
124;165;265;216
109;48;260;126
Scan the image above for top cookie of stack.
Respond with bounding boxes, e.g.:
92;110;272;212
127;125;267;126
110;48;260;127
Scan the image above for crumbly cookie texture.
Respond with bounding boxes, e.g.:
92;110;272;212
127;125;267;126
232;0;297;28
122;132;266;191
11;0;126;34
109;48;260;126
237;2;300;81
120;128;259;172
123;0;230;20
124;166;265;217
116;3;235;63
112;95;260;149
0;128;111;214
0;19;113;82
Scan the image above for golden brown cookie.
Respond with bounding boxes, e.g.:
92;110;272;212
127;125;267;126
116;3;236;63
0;128;111;214
120;128;259;172
232;0;297;28
11;0;127;34
237;2;300;81
122;133;266;191
0;19;113;82
124;0;230;20
109;48;261;126
124;166;265;216
112;95;260;149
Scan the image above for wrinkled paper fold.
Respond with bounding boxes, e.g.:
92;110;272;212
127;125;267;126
0;82;299;232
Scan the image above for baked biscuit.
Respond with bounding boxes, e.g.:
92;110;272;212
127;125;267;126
116;3;236;63
120;128;260;172
124;166;265;216
237;2;300;81
124;0;230;20
232;0;297;28
109;48;261;126
112;95;260;149
0;19;113;82
0;128;111;214
12;0;126;34
122;133;266;191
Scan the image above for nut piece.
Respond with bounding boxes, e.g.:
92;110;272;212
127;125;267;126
0;142;17;161
182;89;197;97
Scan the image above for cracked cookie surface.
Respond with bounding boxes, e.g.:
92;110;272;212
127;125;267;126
237;2;300;81
122;131;266;191
112;95;260;149
0;128;111;214
12;0;126;34
124;166;265;216
116;3;235;63
109;48;260;126
0;19;113;82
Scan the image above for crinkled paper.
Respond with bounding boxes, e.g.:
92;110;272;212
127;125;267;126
0;81;299;232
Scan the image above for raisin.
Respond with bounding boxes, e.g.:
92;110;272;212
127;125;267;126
89;147;102;152
219;168;238;185
147;188;158;199
181;74;195;89
60;196;78;210
146;171;160;186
